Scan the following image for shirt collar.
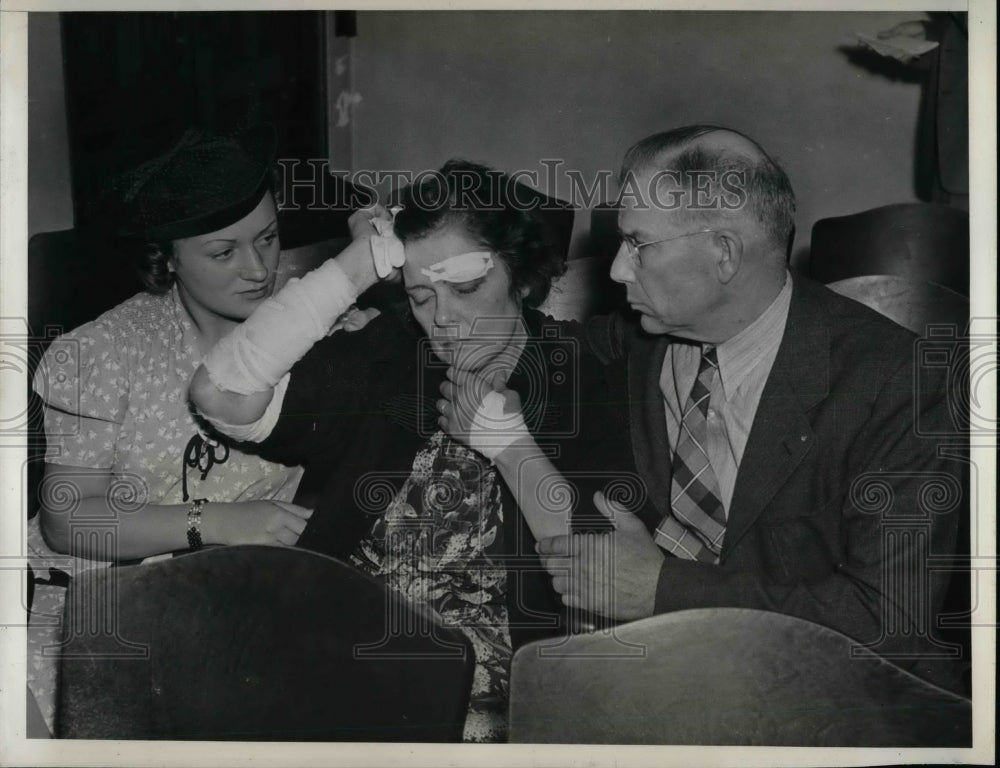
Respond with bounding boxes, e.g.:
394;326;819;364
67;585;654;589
712;271;792;401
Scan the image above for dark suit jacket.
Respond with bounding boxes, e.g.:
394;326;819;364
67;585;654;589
252;305;629;651
584;272;967;694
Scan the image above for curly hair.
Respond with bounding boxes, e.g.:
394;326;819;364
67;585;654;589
135;240;175;295
392;160;568;308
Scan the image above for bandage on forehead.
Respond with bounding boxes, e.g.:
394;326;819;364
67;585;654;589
420;252;494;283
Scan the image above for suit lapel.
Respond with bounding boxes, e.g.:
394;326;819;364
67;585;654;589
720;275;830;561
627;333;675;526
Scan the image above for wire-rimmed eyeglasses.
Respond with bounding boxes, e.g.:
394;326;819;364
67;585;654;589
619;228;717;265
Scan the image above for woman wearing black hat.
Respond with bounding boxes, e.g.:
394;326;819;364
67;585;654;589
30;127;335;564
26;126;389;731
190;160;636;742
28;125;386;561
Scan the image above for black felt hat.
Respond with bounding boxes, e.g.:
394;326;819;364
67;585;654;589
114;124;277;241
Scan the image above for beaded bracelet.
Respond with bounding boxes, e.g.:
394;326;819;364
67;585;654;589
187;498;207;550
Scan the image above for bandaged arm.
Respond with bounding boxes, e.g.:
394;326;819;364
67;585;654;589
190;239;378;441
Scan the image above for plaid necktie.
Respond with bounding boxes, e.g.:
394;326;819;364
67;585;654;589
654;345;726;563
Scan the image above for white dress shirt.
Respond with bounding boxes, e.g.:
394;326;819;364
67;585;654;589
659;272;793;516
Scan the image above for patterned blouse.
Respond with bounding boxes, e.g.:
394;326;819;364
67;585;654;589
351;431;512;743
27;287;303;735
32;286;303;506
253;308;619;743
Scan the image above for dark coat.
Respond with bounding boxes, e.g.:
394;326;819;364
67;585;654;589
256;306;631;650
583;272;968;694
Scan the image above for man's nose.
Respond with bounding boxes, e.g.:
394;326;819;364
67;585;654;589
609;242;635;284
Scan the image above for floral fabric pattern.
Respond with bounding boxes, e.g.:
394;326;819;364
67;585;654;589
352;431;512;743
27;287;303;735
32;287;303;505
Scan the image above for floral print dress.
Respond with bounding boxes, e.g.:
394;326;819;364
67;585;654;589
351;431;512;743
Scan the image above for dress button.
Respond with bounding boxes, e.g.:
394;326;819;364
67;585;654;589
707;408;717;419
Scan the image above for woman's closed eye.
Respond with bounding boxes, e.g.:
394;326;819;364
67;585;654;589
408;277;483;306
451;278;485;296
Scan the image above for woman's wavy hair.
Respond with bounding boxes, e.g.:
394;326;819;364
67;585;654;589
392;160;567;308
136;240;175;295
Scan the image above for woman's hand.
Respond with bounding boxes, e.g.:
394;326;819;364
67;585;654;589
331;305;382;334
438;367;531;460
336;205;402;294
202;500;314;547
347;204;391;240
438;366;498;444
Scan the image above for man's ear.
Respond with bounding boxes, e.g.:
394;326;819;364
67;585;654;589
714;229;743;284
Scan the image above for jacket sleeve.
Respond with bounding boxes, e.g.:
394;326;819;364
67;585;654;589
546;344;653;532
582;313;629;364
652;347;964;681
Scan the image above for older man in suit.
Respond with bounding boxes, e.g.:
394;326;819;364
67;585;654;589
537;125;966;693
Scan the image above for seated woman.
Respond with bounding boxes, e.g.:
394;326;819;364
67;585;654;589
30;126;334;561
27;126;371;730
190;161;640;742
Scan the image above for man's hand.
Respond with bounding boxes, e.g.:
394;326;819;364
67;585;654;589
537;491;664;620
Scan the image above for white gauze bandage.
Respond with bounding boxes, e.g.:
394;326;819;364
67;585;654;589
198;372;291;442
202;258;359;395
420;252;493;283
469;389;531;461
370;206;405;278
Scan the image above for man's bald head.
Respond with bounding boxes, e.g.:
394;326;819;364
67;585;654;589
620;125;796;257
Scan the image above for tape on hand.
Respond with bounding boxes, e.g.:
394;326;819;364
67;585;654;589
370;205;405;278
469;389;530;461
